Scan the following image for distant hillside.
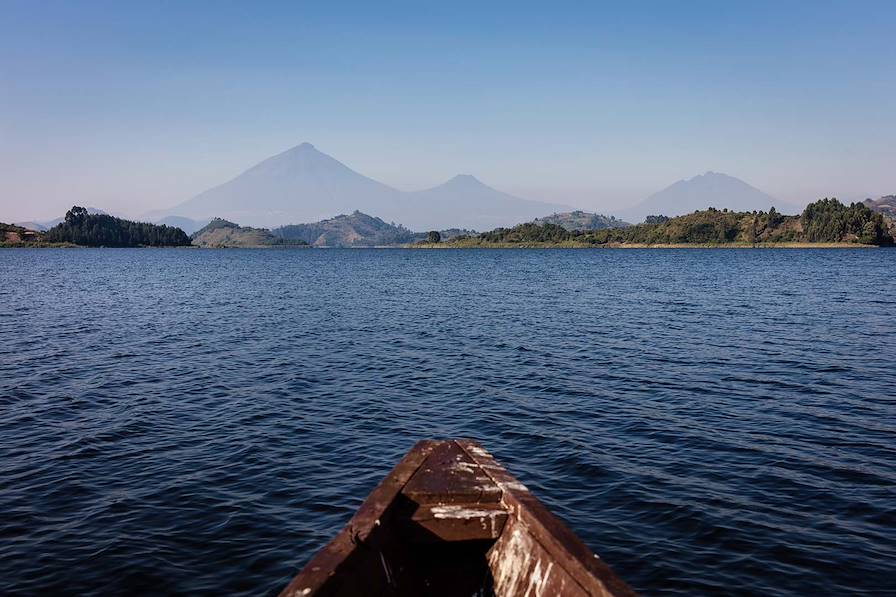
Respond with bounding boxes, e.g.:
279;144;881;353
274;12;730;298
273;211;416;247
864;195;896;238
445;199;892;247
864;195;896;219
191;218;307;248
157;215;211;236
1;222;49;246
15;207;109;232
532;211;630;231
12;221;47;232
155;142;567;231
617;172;799;223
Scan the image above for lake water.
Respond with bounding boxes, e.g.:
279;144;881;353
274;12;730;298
2;248;894;596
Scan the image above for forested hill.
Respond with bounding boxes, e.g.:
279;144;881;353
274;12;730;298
447;199;894;247
532;211;631;231
45;207;191;247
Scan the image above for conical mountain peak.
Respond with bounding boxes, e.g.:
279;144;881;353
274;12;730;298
442;174;487;188
159;144;568;230
617;171;799;222
449;173;479;182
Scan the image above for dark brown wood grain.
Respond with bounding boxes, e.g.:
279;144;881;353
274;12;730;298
402;440;502;505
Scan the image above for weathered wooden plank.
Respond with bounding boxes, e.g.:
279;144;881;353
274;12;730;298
489;516;581;596
458;440;637;597
278;440;438;597
404;502;509;542
402;440;502;505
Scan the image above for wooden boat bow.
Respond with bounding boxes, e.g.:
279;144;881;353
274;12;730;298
280;439;636;596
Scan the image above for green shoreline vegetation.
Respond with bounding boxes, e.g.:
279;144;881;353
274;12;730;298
45;207;192;247
1;207;192;248
417;198;894;249
415;240;876;249
3;198;893;249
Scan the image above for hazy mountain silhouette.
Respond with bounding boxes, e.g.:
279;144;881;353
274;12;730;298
158;143;567;230
164;143;400;228
15;207;109;231
402;174;567;231
155;215;211;236
617;172;800;223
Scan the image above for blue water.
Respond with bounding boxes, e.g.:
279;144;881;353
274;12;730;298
2;248;894;596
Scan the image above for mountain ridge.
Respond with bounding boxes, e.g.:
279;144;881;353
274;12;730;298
15;207;109;232
156;143;569;231
616;171;800;223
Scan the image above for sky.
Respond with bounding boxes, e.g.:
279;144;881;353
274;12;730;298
1;0;894;222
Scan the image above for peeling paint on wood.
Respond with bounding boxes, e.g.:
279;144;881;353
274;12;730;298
430;505;503;519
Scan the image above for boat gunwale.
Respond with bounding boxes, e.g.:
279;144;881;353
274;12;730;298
457;440;637;597
278;440;439;597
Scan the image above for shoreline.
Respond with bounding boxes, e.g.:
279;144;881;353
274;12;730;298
410;241;880;249
1;241;884;250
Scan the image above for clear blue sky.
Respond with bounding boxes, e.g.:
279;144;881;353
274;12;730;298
1;0;894;221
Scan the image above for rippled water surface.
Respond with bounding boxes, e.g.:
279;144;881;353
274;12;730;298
2;248;895;596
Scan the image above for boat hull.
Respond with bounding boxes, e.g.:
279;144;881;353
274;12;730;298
280;439;636;596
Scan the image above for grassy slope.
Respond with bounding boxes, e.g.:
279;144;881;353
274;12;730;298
191;218;308;248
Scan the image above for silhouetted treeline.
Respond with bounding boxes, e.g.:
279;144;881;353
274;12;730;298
467;198;893;246
45;207;191;247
